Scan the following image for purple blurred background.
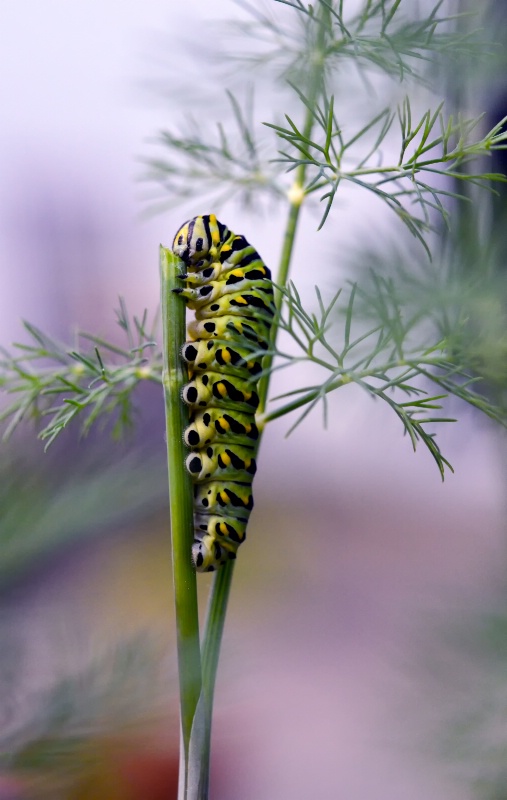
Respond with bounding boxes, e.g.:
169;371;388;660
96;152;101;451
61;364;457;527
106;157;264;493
0;2;506;798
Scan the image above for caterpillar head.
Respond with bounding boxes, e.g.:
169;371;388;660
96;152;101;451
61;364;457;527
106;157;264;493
172;214;229;267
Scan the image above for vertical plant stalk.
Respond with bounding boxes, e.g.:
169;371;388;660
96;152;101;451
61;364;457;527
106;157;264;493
160;245;202;794
199;1;332;758
196;561;235;795
258;7;330;414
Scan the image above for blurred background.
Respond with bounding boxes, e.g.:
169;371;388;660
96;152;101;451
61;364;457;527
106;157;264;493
1;1;507;798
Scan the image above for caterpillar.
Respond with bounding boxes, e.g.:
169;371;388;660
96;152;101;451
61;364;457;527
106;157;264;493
172;214;274;572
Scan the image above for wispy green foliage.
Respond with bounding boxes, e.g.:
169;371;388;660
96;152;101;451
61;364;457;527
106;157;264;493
348;235;507;397
145;0;505;255
232;0;479;85
142;89;285;212
266;93;507;246
261;278;507;477
0;302;161;449
4;274;504;478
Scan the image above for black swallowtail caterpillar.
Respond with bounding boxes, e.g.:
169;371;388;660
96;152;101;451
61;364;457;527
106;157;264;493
172;214;274;572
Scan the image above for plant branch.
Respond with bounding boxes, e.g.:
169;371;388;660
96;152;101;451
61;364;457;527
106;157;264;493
0;309;162;447
160;246;202;795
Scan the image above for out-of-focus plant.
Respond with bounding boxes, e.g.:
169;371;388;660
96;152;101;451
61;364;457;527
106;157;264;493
1;2;507;798
0;302;162;449
0;453;168;588
403;600;507;800
0;635;178;800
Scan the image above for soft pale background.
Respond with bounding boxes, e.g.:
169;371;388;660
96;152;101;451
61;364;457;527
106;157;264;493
0;2;505;798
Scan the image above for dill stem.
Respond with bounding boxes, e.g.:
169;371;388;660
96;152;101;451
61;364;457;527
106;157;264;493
160;245;202;793
258;8;330;414
197;560;235;793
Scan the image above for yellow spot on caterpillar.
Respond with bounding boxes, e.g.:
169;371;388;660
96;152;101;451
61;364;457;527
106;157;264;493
219;522;229;535
235;296;248;304
216;382;228;398
220;452;231;466
221;350;232;363
210;213;220;245
218;416;230;430
219;491;229;503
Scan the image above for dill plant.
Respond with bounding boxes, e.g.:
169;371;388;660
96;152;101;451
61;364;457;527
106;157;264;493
1;2;507;798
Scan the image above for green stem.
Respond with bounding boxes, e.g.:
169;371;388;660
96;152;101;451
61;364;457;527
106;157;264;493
198;560;235;791
160;246;202;791
258;9;330;414
201;561;235;709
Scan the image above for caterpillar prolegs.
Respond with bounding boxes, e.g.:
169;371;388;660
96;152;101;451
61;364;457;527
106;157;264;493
172;214;274;572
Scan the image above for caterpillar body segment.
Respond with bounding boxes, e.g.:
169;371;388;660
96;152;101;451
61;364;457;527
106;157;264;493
182;372;260;413
181;339;263;380
192;290;275;322
192;529;239;572
194;513;248;546
184;409;259;449
186;316;271;350
193;481;254;517
175;275;273;307
185;443;257;483
172;213;273;572
178;258;271;286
